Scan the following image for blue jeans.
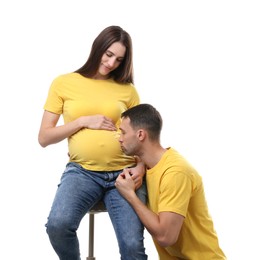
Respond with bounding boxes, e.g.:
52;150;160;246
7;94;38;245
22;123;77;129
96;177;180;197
46;162;148;260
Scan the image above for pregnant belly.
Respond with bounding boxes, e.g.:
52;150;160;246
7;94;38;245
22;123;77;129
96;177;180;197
68;129;131;168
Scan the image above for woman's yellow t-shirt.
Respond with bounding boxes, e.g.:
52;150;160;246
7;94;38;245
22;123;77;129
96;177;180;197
44;72;139;171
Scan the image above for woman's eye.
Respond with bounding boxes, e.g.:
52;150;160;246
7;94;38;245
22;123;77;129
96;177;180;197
106;52;112;57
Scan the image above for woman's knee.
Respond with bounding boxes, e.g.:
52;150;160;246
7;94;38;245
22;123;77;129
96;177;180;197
46;215;76;239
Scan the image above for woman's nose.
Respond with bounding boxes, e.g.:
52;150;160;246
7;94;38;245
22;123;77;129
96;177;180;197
107;57;116;67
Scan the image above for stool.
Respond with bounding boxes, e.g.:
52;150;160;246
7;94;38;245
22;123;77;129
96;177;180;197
86;201;107;260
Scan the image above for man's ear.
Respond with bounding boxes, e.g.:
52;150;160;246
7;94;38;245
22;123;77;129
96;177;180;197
137;129;146;141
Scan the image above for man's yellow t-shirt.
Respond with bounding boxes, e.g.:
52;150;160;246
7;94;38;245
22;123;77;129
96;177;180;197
44;72;139;171
147;148;226;260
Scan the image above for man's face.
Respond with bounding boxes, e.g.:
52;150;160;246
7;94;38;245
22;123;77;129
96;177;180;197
119;117;139;156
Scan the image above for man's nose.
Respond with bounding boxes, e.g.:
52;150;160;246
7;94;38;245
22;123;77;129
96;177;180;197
118;136;123;143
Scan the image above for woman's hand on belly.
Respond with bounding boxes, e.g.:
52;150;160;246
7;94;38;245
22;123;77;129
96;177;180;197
77;115;117;131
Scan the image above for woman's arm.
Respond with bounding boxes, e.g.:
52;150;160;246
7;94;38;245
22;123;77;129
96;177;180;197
38;110;117;147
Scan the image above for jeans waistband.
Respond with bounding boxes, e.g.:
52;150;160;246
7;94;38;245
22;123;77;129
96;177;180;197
66;162;123;182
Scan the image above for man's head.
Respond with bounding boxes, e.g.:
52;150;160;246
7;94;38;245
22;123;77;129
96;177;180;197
119;104;163;156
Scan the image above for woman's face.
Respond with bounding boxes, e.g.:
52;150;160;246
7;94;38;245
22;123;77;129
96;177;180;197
95;41;126;80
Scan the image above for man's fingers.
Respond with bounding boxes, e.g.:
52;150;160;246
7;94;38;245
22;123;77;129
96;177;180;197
116;175;122;182
124;170;133;180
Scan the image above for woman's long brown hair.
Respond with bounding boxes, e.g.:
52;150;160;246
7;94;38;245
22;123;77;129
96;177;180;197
75;25;134;84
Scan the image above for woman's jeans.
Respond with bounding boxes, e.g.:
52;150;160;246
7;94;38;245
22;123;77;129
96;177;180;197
46;162;148;260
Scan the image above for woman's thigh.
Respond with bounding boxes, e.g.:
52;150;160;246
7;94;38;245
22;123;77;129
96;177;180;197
47;163;104;226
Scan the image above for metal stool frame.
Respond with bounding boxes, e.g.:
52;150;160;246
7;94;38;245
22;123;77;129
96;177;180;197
86;201;107;260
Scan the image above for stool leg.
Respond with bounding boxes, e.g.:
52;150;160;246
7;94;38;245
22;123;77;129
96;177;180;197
86;213;95;260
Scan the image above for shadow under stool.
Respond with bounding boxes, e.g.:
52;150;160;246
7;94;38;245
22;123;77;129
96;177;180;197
86;200;107;260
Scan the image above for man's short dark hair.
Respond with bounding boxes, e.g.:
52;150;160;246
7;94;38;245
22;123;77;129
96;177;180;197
122;104;162;141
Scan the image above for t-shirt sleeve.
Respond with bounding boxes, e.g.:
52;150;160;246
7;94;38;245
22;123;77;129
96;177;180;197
158;171;192;217
127;84;140;108
43;76;64;114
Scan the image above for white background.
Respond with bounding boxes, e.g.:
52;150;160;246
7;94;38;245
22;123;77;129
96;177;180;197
1;1;257;259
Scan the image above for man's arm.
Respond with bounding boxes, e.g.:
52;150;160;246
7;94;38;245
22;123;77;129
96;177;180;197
115;169;184;247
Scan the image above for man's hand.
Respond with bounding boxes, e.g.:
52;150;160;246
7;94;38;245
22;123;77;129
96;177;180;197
128;160;146;190
115;169;137;201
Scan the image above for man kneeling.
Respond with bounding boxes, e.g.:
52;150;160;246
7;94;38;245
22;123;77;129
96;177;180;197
115;104;226;260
